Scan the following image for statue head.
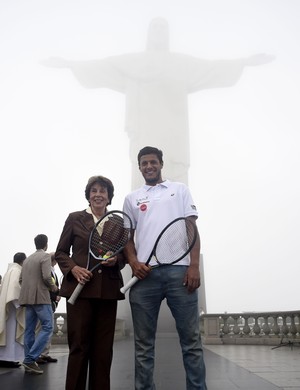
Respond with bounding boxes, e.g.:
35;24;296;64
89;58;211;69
146;18;170;51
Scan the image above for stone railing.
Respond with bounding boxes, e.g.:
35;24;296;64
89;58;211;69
200;310;300;345
52;310;300;346
52;313;68;344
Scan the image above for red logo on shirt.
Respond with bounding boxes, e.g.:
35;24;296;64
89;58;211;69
140;203;147;212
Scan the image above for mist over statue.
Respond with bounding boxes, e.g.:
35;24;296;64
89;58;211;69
42;18;274;188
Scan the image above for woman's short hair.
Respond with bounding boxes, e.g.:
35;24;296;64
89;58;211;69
85;176;114;205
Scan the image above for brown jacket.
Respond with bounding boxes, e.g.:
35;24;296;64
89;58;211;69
19;250;55;305
55;210;125;300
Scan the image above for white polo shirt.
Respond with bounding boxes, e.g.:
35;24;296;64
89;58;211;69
123;180;198;266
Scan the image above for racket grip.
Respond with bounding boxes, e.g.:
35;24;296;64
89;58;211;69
68;283;84;305
120;276;139;294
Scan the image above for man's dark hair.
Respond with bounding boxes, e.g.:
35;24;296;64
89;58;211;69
13;252;26;265
137;146;163;166
34;234;48;250
85;175;114;205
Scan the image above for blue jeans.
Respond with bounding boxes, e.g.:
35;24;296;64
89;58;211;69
23;304;53;364
129;266;207;390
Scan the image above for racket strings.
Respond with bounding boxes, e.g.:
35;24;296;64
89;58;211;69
95;215;110;236
155;219;196;264
90;214;131;259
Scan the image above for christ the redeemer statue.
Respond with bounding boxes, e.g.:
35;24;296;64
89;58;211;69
43;18;274;188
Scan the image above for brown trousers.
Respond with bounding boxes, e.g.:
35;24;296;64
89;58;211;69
65;298;117;390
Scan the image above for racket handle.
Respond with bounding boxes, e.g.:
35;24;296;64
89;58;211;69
120;276;139;294
68;283;85;305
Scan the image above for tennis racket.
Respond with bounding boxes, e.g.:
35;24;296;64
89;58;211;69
120;217;197;294
68;210;132;305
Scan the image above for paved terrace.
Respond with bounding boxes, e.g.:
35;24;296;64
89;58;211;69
1;334;300;390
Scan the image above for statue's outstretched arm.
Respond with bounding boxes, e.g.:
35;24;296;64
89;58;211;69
40;56;126;92
243;53;275;67
40;56;73;68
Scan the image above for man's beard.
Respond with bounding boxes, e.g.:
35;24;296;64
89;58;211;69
145;173;160;185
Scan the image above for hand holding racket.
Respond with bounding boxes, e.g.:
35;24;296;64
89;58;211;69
120;217;197;294
68;210;132;305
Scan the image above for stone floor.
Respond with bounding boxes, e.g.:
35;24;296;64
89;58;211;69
0;335;300;389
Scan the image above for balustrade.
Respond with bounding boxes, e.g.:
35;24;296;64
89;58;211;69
201;310;300;345
51;310;300;346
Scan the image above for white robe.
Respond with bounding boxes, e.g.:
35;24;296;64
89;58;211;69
0;263;25;362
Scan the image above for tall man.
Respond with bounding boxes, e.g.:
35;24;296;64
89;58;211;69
123;146;207;390
19;234;58;374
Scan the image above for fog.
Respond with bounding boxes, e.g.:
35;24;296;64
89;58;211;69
0;0;299;314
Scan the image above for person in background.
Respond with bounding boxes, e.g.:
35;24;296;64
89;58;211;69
37;252;60;364
0;252;27;368
123;146;207;389
55;175;126;390
19;234;58;375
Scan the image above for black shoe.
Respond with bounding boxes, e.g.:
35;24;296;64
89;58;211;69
0;360;21;368
36;357;47;364
40;355;58;363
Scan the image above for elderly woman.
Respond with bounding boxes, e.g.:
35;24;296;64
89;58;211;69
55;175;125;390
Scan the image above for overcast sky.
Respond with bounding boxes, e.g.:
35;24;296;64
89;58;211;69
0;0;299;314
